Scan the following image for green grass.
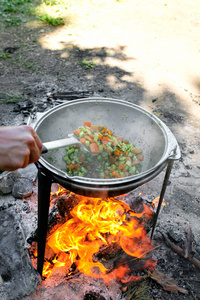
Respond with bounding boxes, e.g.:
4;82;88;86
5;17;22;26
24;59;36;71
0;0;36;28
0;0;66;28
80;58;97;69
0;51;11;59
43;0;65;5
0;0;125;29
38;13;65;26
1;0;31;13
0;92;23;104
32;0;67;26
124;280;153;300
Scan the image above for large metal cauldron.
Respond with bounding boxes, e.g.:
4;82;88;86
31;97;181;275
33;98;180;197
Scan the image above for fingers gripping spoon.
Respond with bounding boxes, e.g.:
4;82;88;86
41;133;96;155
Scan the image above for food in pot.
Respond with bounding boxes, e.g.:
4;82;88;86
63;122;143;178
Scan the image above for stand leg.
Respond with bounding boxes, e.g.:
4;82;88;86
37;169;52;276
151;160;174;239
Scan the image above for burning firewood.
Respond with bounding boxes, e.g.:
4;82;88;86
121;195;156;233
95;240;123;261
38;190;157;281
56;193;81;219
161;228;200;269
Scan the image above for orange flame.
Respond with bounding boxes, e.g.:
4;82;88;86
50;185;70;198
151;197;166;209
42;193;156;281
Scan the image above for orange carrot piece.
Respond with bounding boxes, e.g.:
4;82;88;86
68;164;74;170
74;128;81;136
69;163;80;171
118;163;125;170
85;135;94;143
102;136;110;145
90;142;99;153
137;154;144;161
84;121;91;127
132;161;140;166
79;137;86;145
132;148;142;154
114;151;120;156
98;133;103;140
112;170;119;177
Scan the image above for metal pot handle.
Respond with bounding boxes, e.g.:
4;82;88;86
168;145;181;160
161;121;181;161
27;111;46;128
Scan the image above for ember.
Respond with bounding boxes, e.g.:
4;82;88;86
35;188;157;282
151;197;166;209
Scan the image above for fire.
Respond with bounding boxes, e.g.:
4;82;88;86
50;185;69;197
42;191;156;282
151;197;166;209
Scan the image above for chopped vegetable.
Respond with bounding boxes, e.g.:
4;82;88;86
84;121;91;127
74;128;81;136
63;122;144;178
90;142;99;153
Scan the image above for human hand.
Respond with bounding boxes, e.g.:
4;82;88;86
0;125;43;171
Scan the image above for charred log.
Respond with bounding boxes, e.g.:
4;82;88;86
95;241;123;261
56;193;81;219
123;195;155;232
83;291;106;300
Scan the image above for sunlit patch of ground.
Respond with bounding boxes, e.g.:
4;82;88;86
31;0;200;120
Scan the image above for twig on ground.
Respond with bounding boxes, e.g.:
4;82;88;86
149;269;188;294
180;278;200;283
161;231;200;269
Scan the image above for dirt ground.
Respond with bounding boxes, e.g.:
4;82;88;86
0;0;200;299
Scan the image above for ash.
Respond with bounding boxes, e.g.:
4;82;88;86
0;202;40;300
0;172;200;300
0;91;200;299
25;273;124;300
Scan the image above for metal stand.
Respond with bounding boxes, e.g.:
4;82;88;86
37;169;52;276
150;160;174;239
